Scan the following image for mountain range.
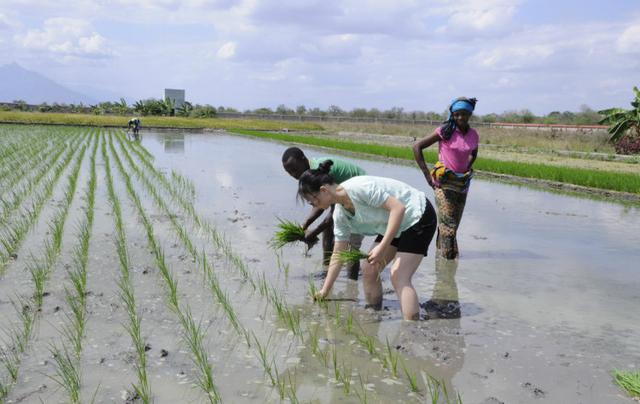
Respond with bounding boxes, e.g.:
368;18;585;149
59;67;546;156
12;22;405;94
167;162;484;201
0;63;122;105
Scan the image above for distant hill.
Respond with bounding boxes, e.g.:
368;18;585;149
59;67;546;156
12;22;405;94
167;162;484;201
0;63;97;105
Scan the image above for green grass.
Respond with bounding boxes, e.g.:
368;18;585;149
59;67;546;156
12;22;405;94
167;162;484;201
229;129;640;195
0;110;322;131
613;369;640;398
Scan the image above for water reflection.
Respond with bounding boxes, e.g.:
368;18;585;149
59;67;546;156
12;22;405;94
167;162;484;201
163;133;185;154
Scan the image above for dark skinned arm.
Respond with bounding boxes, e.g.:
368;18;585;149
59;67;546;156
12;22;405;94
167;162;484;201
468;148;478;171
302;207;325;230
412;132;440;189
304;205;335;242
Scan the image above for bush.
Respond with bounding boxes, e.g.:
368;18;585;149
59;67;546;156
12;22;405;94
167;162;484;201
615;133;640;155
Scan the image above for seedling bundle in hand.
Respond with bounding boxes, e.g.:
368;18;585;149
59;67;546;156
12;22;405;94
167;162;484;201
337;248;368;265
270;218;305;249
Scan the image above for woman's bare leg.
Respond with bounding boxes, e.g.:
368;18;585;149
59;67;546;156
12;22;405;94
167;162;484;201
361;242;397;310
389;252;423;320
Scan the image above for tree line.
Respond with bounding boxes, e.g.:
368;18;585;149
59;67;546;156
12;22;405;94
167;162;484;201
3;98;604;125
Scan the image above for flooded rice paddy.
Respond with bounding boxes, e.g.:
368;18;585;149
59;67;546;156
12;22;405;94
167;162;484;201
0;125;639;403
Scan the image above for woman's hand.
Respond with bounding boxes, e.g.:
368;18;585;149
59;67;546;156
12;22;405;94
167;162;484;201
367;244;387;267
314;288;328;301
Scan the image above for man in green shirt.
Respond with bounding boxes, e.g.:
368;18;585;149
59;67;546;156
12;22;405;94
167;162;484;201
282;147;365;279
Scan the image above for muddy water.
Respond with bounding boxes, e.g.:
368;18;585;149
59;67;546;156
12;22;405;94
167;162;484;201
136;130;640;403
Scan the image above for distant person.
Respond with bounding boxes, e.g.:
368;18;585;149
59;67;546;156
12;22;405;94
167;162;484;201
300;161;437;320
412;97;478;259
282;147;365;280
128;117;141;140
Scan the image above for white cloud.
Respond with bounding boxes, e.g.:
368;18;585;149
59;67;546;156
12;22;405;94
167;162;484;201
470;45;555;71
432;0;521;36
616;21;640;54
0;13;11;30
16;18;112;58
217;41;236;59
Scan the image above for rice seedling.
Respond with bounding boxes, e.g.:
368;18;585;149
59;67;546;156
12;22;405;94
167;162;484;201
331;345;342;382
354;374;369;404
285;371;300;404
269;218;305;249
253;333;275;385
344;311;354;334
272;363;287;399
400;359;419;393
613;369;640;398
340;363;353;394
49;344;81;403
385;338;399;378
337;248;368;265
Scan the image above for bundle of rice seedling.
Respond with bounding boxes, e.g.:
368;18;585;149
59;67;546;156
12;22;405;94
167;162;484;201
270;218;305;249
337;248;368;265
614;369;640;398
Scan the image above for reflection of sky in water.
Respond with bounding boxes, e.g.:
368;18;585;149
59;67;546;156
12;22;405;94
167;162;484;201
140;131;640;341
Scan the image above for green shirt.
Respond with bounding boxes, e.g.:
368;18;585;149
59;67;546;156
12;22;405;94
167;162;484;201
309;157;365;184
333;176;426;241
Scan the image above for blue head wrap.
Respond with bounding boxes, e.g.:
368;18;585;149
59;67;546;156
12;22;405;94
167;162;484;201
440;97;477;140
450;99;475;113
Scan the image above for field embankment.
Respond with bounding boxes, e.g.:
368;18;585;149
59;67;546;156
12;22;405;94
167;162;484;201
0;110;323;131
229;129;640;200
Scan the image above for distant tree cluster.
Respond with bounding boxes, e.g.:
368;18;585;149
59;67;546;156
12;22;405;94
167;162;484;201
3;99;605;125
239;103;604;125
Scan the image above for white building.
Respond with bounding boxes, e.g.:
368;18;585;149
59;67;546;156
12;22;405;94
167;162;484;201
164;88;185;112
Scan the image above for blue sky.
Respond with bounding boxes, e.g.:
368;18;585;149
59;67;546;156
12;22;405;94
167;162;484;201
1;0;639;114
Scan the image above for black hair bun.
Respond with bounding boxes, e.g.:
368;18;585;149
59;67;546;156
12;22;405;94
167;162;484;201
318;159;334;174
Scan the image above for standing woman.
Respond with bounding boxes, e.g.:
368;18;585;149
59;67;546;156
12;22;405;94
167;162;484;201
300;161;437;321
413;97;478;259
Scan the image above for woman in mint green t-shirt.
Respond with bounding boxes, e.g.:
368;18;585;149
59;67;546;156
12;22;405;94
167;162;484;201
299;160;437;320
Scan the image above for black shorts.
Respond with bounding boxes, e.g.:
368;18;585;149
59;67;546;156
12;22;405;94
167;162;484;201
374;198;437;256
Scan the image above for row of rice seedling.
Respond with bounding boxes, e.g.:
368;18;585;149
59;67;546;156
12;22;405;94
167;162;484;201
0;135;88;401
110;131;306;400
0;132;72;224
110;131;301;400
48;132;99;404
111;132;312;399
101;134;151;403
118;127;447;402
115;131;405;402
229;129;640;195
0;132;53;191
113;129;393;401
104;132;221;403
0;131;87;276
307;295;462;402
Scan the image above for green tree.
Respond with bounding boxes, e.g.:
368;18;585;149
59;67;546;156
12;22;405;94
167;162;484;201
598;86;640;142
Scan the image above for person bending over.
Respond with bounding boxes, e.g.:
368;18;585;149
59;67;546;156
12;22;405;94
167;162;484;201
300;160;437;320
282;147;365;280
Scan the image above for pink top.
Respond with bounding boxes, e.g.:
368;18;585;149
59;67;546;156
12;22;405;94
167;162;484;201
435;126;479;173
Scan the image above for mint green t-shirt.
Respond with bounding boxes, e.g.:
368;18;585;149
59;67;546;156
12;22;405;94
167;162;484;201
333;176;427;241
309;157;365;184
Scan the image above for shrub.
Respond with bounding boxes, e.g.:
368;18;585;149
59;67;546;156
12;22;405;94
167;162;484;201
614;132;640;155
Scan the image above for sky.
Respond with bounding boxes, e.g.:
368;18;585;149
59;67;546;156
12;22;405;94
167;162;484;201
0;0;639;115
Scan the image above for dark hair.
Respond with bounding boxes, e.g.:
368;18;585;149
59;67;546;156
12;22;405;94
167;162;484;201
440;97;477;141
297;159;335;200
282;147;306;163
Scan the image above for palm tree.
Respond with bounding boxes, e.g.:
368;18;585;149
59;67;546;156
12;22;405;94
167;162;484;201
598;86;640;143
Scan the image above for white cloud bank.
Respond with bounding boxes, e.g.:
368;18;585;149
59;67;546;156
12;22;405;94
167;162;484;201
16;18;112;59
